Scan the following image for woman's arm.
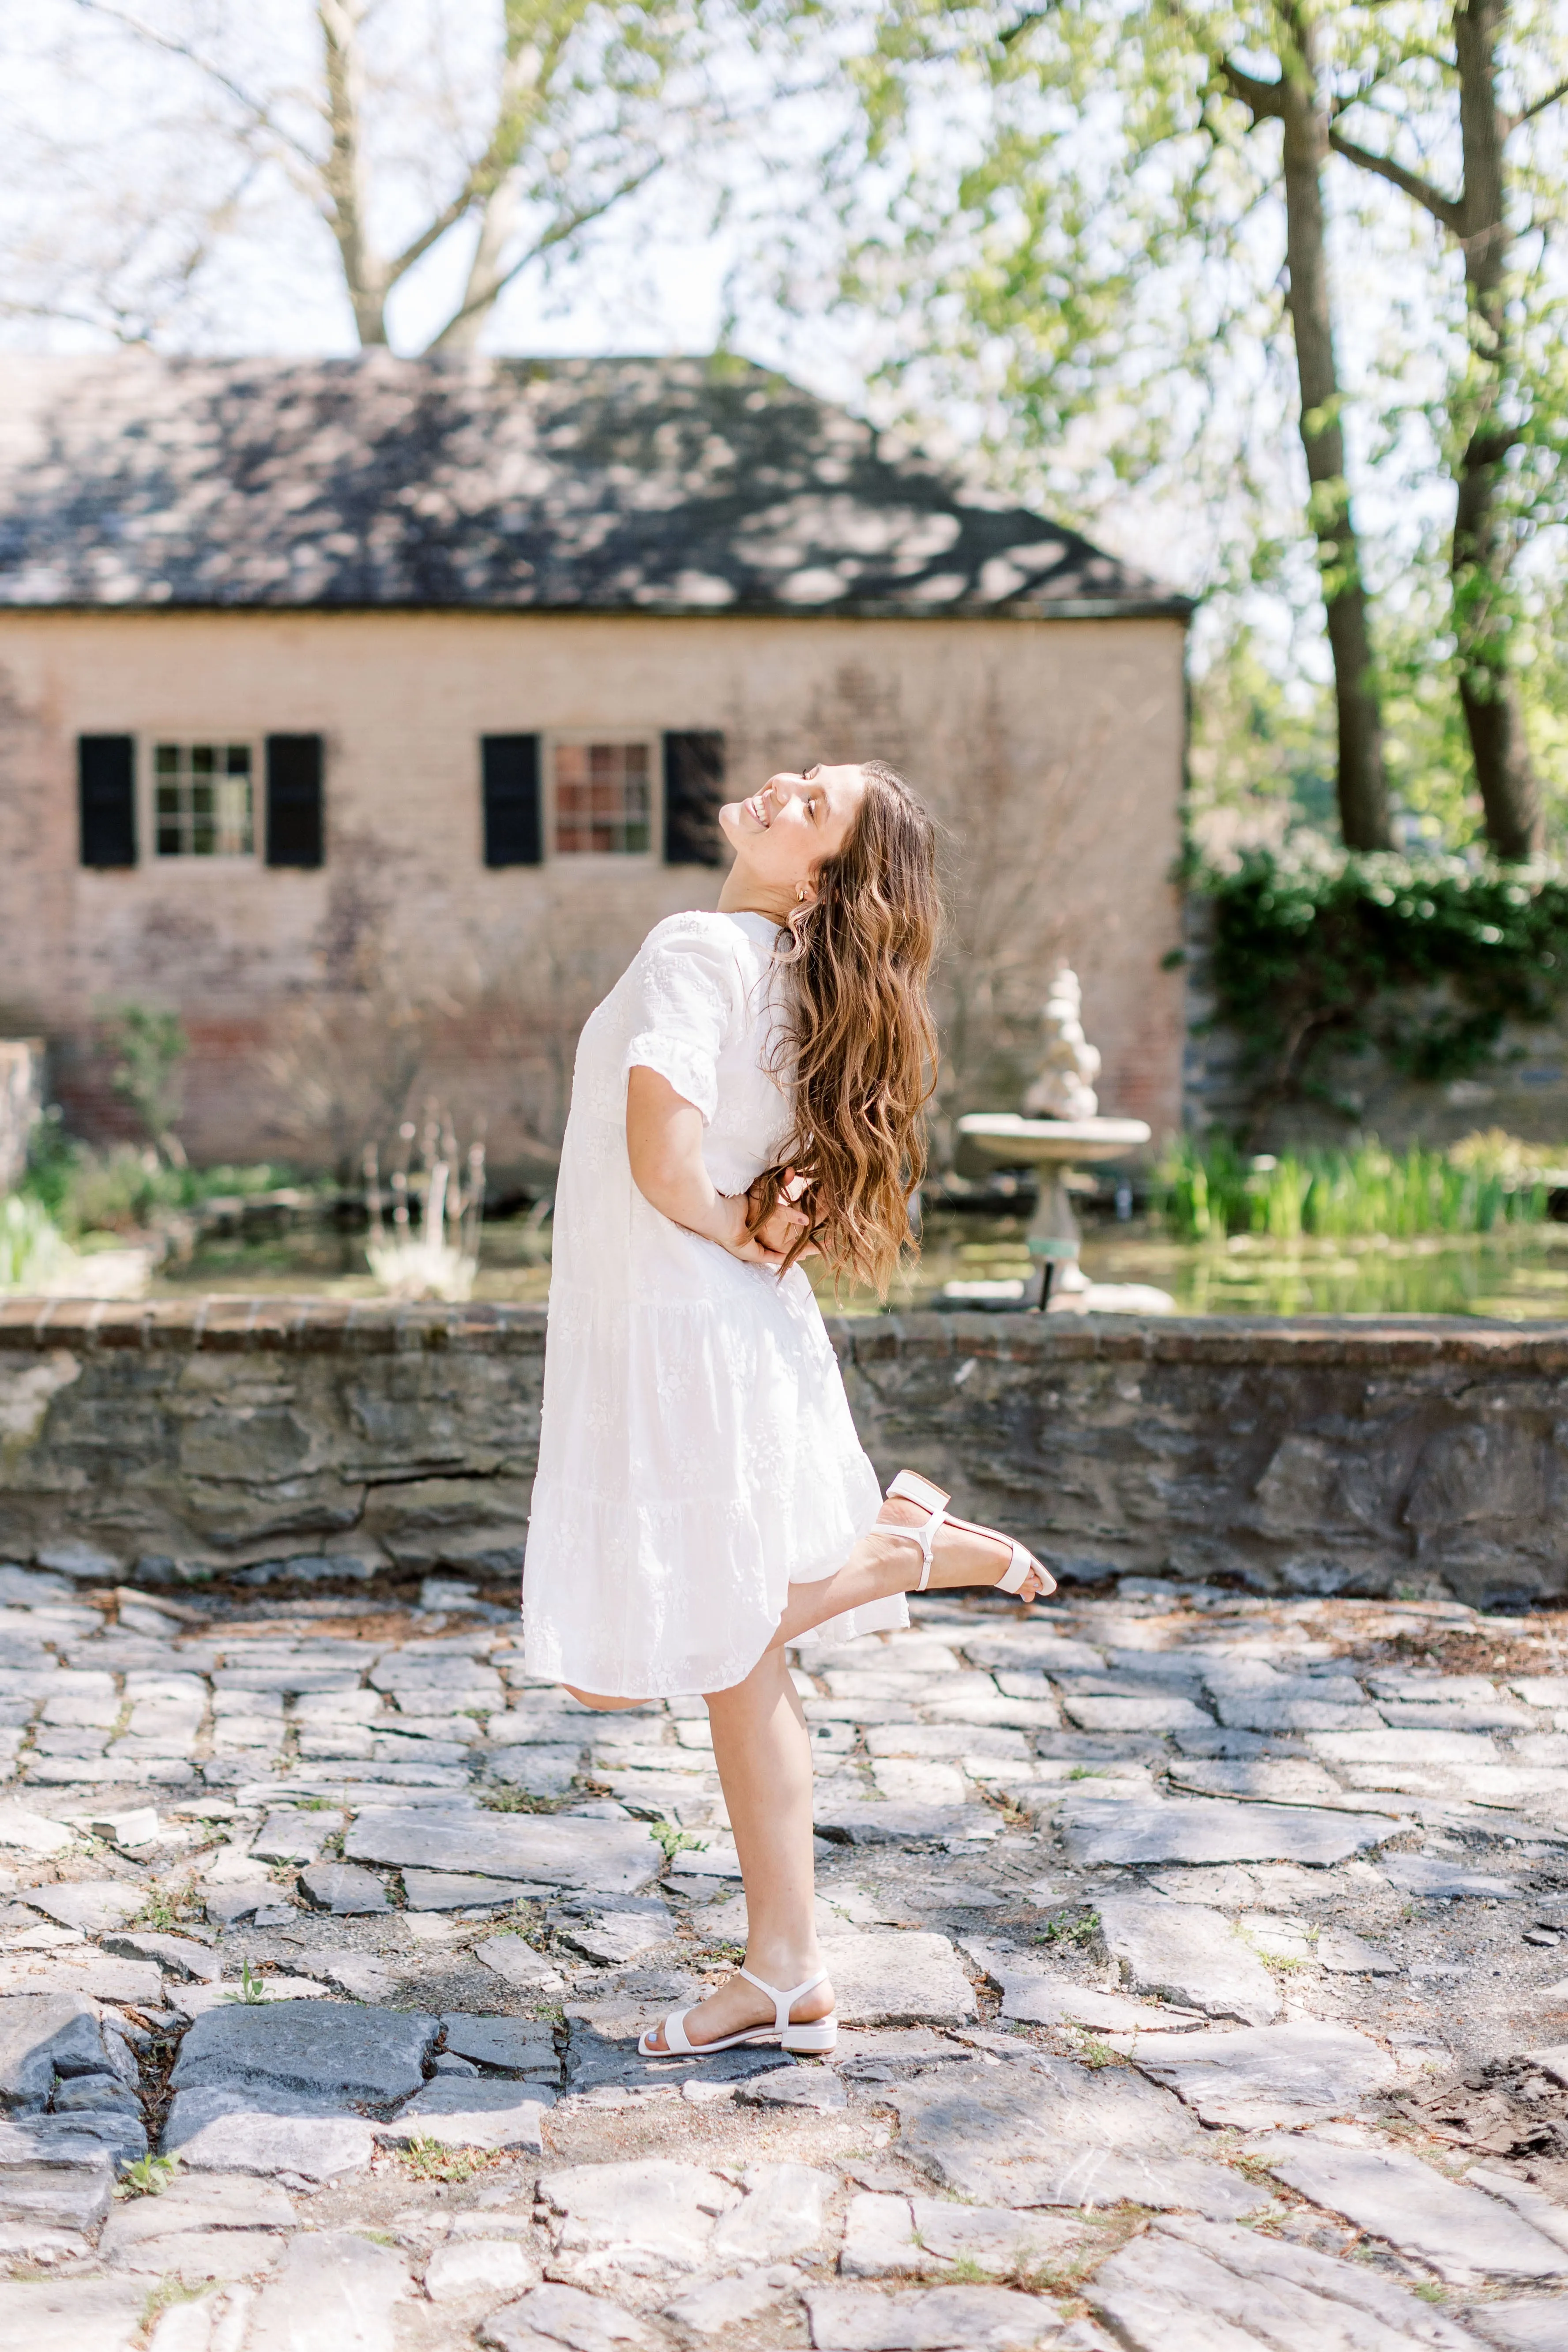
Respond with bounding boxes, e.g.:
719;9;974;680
626;1066;805;1265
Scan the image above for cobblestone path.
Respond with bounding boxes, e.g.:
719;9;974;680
3;1561;1568;2349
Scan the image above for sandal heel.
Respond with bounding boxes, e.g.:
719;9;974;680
780;2021;838;2054
886;1468;949;1511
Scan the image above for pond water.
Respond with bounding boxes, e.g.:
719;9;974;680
148;1209;1568;1320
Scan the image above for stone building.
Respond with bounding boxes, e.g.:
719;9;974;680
0;352;1190;1176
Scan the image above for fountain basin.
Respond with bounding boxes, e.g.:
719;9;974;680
956;1113;1151;1165
954;1113;1158;1313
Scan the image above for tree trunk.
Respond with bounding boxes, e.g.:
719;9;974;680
318;0;389;345
1449;0;1542;857
1277;9;1390;851
1227;15;1391;851
429;174;523;354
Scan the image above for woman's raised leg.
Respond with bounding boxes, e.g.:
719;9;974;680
767;1488;1044;1651
640;1641;832;2051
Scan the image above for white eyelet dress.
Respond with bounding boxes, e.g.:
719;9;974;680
521;908;908;1697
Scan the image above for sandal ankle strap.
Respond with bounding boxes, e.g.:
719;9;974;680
738;1964;829;2032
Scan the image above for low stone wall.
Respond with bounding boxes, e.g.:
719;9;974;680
2;1296;1567;1609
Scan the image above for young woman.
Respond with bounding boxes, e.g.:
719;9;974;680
522;758;1053;2059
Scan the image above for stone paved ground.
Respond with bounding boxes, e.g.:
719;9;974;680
7;1565;1568;2348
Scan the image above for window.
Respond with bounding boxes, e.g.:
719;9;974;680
553;739;652;857
153;741;255;858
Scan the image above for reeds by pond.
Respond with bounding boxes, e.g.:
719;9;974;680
1159;1130;1563;1243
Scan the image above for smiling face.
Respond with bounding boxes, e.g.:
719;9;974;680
718;764;867;906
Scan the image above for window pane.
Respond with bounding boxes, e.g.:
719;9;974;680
553;741;654;858
151;742;254;858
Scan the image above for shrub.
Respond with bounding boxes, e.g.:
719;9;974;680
1191;841;1568;1125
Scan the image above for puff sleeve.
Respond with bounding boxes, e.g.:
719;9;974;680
622;916;743;1126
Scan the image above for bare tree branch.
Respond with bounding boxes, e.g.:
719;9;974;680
74;0;321;169
1218;58;1286;122
429;163;660;349
1327;127;1464;230
1508;74;1568;134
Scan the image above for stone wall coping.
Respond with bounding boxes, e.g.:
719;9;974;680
4;1291;1568;1370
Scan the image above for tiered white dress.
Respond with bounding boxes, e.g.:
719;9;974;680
522;909;907;1696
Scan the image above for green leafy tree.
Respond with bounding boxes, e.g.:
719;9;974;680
1327;0;1568;858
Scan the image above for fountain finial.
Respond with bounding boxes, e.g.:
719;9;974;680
1023;963;1102;1121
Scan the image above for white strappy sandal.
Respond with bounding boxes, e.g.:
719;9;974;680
639;1965;838;2059
880;1468;1054;1597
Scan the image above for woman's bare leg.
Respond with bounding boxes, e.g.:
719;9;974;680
563;1689;647;1711
641;1641;832;2051
771;1491;1044;1649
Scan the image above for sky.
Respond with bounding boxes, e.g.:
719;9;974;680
2;0;1562;709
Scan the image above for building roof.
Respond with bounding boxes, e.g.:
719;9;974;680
0;353;1189;621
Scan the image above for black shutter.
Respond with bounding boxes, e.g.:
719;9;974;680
482;734;541;867
265;734;324;868
78;736;136;868
663;730;726;866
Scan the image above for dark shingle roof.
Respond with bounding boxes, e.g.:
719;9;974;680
0;353;1189;619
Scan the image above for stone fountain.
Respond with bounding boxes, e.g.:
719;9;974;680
955;965;1165;1313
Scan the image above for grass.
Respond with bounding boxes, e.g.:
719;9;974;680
1158;1130;1559;1245
132;1880;199;1932
1065;2028;1121;2070
117;2153;180;2198
1413;2281;1446;2303
394;2137;494;2183
140;2277;211;2325
481;1786;566;1814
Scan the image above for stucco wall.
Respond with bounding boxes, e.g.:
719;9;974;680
0;608;1186;1170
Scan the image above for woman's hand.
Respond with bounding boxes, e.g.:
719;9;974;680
626;1066;799;1268
746;1167;816;1264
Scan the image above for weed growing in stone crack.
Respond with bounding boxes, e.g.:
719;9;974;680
1414;2281;1446;2303
651;1819;707;1862
482;1786;565;1814
1065;2029;1122;2070
117;2154;180;2198
296;1795;334;1811
140;2277;209;2323
224;1960;269;2004
941;2255;991;2284
133;1879;199;1932
1067;1766;1109;1781
395;2137;493;2183
1039;1912;1098;1948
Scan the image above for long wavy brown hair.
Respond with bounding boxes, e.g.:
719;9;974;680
749;760;940;1296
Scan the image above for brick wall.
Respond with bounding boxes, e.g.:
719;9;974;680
0;608;1188;1175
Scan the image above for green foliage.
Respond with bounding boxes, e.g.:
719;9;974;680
1159;1132;1554;1243
481;1785;565;1814
1193;841;1568;1120
0;1195;70;1289
395;2136;492;2183
117;2153;180;2198
224;1959;268;2005
651;1818;708;1861
58;1145;183;1237
19;1109;300;1242
1039;1910;1098;1946
104;1004;187;1160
